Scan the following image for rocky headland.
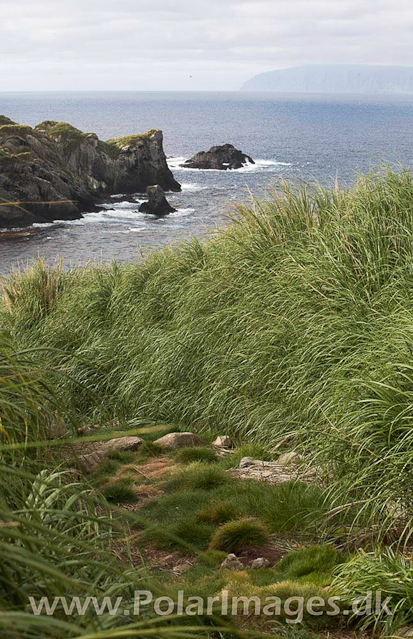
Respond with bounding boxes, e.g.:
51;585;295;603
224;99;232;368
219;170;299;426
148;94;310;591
0;116;181;228
182;143;254;170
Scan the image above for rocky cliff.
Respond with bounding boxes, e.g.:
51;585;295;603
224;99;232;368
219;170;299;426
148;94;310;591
241;64;413;94
0;117;180;228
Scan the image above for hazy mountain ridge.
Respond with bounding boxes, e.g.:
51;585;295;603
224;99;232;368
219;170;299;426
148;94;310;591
241;65;413;94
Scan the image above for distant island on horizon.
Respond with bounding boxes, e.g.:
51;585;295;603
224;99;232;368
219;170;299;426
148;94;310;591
241;64;413;94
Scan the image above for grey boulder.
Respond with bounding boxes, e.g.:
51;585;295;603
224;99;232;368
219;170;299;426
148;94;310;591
153;432;206;450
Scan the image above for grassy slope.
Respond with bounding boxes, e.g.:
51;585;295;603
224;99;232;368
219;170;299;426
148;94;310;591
2;169;413;526
3;168;413;636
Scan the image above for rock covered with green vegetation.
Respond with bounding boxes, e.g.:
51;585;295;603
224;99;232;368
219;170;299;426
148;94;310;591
0;117;181;228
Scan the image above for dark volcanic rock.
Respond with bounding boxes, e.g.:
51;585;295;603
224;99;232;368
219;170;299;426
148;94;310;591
0;118;181;228
139;185;176;216
0;123;90;227
109;129;181;194
182;144;254;170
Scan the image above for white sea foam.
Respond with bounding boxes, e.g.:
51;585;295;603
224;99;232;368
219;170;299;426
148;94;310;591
60;205;195;226
0;221;56;232
237;159;293;172
60;219;85;226
168;157;292;173
61;209;146;225
50;205;145;225
109;226;147;234
100;200;145;211
169;207;195;217
180;183;207;192
31;222;55;229
167;156;187;170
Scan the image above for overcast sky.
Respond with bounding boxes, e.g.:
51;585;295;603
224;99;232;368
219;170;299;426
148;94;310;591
1;0;413;91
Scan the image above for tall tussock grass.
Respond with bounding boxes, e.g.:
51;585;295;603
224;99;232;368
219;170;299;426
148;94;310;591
0;346;238;637
334;547;413;633
2;168;413;537
2;258;66;328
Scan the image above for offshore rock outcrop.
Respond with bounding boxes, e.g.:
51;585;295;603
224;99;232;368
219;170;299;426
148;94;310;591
139;185;176;216
182;143;254;170
0;117;181;228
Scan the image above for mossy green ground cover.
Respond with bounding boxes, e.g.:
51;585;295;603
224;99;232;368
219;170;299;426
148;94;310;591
107;129;159;147
87;431;349;634
0;114;15;125
35;120;122;158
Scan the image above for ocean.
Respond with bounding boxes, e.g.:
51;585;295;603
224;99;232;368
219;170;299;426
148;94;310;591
0;91;413;274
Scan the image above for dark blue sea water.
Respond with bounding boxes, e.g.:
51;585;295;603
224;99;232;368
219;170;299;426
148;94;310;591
1;91;413;274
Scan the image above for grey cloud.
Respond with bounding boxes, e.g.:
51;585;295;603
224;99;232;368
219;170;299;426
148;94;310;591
0;0;412;90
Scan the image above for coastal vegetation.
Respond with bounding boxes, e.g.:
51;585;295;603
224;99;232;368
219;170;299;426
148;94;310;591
107;129;161;148
0;115;15;125
1;168;413;637
36;120;97;152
